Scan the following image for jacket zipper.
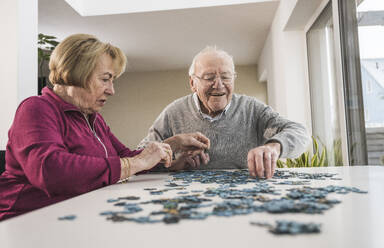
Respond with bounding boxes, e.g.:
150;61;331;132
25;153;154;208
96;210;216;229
82;113;108;158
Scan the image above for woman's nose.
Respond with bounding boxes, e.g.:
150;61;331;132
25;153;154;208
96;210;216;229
106;82;115;95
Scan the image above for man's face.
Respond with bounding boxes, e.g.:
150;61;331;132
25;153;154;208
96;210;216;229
190;52;235;117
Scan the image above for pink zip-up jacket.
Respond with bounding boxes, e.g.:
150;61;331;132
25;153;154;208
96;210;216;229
0;87;141;221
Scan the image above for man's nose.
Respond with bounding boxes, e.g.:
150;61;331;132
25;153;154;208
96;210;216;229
212;77;224;88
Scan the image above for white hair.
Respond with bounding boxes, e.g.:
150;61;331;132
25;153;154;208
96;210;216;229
188;46;235;76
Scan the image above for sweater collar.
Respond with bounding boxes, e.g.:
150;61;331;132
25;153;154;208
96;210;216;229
192;93;231;122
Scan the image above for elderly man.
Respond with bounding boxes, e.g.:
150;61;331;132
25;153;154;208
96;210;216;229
139;47;310;178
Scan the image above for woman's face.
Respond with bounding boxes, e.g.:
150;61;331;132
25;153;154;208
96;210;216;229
73;54;116;114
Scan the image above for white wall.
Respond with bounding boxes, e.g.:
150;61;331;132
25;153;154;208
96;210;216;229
66;0;279;16
101;65;266;148
258;0;314;132
0;0;38;150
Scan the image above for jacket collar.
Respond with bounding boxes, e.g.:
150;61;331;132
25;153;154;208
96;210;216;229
42;87;98;123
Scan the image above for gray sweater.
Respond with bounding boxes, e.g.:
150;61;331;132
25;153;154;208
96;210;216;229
138;93;310;169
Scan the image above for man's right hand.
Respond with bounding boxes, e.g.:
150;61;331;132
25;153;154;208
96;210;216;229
164;132;210;153
169;150;210;171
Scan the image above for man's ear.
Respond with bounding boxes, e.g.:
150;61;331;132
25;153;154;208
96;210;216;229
189;76;196;92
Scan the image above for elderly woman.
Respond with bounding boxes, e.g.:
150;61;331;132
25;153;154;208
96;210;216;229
0;34;209;221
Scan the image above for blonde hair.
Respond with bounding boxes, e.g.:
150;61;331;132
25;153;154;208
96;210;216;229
188;46;235;76
49;34;126;88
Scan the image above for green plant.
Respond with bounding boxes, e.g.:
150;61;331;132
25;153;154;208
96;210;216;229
333;138;343;166
38;33;59;77
277;136;334;168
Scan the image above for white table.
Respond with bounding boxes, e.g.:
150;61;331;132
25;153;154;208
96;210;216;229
1;166;383;248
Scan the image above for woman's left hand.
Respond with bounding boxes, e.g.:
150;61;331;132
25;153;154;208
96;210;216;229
128;142;173;175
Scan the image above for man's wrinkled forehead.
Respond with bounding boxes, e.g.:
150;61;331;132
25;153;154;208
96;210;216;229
194;52;234;74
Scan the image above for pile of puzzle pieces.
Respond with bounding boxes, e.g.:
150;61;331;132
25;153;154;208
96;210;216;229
59;169;367;235
97;169;367;234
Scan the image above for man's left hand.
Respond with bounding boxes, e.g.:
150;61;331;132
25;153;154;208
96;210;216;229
247;142;281;179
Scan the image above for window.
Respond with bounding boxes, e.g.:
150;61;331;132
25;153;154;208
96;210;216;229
366;80;372;93
356;0;384;165
306;2;345;166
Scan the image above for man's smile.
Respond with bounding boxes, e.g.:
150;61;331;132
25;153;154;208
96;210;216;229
209;92;226;97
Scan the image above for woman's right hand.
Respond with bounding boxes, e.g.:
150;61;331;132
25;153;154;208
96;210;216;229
121;142;172;178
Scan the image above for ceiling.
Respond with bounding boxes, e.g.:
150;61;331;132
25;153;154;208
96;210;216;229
38;0;279;72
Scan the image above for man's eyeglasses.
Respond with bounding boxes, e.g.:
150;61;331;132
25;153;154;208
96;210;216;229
193;73;237;84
